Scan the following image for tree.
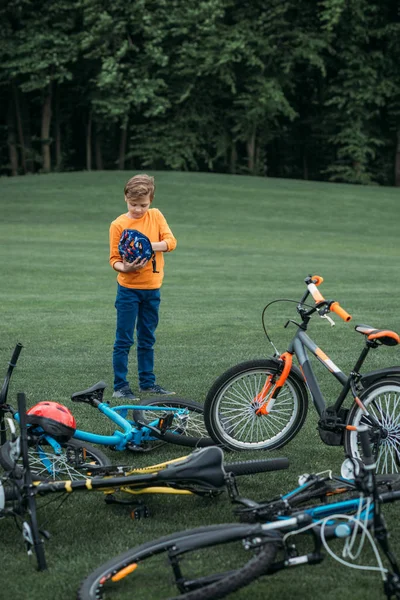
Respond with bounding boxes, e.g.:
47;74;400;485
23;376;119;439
1;0;80;172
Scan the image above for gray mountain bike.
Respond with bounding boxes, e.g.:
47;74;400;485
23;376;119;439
205;275;400;473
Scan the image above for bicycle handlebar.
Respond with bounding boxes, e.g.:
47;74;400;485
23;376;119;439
307;277;352;322
10;343;23;367
0;343;24;405
330;301;351;322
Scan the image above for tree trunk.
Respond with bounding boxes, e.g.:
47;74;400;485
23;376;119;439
118;118;129;169
230;141;237;174
86;111;92;171
21;92;34;173
41;82;53;172
247;128;256;173
12;83;27;174
95;124;103;170
7;94;19;176
54;83;62;170
303;152;309;180
395;129;400;187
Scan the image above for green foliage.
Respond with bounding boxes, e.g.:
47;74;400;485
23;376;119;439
0;0;399;184
1;0;79;92
321;0;400;184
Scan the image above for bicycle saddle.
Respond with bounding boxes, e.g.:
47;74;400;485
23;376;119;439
355;325;400;346
71;381;107;403
156;446;226;491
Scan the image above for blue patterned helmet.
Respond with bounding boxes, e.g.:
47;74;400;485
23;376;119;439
118;229;154;263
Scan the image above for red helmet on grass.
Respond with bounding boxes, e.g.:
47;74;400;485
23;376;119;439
26;401;76;442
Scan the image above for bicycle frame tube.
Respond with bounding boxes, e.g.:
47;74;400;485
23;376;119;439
73;429;130;449
260;497;372;534
257;329;349;417
73;404;193;450
291;329;348;416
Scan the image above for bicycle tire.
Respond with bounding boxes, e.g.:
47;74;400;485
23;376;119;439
0;438;111;480
205;359;308;450
344;377;400;475
141;398;215;448
77;523;280;600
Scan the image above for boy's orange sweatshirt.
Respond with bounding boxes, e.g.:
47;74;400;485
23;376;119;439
109;208;177;289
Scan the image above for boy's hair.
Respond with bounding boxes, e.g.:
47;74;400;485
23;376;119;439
124;174;155;202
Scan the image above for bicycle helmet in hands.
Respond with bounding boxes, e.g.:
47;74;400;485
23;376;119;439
26;401;76;442
118;229;158;272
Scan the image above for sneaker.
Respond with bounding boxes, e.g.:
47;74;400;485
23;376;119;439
139;384;175;396
112;386;139;401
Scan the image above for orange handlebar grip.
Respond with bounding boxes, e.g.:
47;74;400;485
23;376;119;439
311;275;324;286
330;301;352;322
308;283;325;303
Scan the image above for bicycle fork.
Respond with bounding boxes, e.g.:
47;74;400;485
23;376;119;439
255;352;293;416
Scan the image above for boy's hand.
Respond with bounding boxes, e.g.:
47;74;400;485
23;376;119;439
122;257;148;272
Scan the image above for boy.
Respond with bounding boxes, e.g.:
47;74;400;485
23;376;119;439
109;174;177;400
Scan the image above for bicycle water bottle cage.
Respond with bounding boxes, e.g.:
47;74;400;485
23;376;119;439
71;381;107;406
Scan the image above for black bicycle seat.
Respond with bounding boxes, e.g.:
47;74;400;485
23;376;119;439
71;381;107;404
156;446;226;491
355;324;400;346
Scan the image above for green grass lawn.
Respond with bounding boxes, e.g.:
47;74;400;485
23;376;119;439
0;170;400;599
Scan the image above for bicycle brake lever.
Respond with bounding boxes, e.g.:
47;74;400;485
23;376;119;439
321;314;335;327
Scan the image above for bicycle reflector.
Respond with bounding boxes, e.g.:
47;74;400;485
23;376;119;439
26;401;76;442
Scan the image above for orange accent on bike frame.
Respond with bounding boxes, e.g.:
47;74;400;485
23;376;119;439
327;488;348;496
346;425;358;431
256;353;293;415
315;348;329;362
315;347;335;373
299;365;306;382
111;564;138;582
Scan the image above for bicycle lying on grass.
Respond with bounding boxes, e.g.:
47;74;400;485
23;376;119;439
0;343;213;480
205;275;400;473
77;425;400;600
0;391;289;572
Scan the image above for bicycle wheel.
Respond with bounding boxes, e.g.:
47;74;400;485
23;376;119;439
140;398;215;448
77;523;280;600
205;359;308;450
344;378;400;474
0;438;111;480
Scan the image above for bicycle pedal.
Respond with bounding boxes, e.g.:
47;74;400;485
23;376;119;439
126;443;147;452
156;413;174;433
130;504;150;520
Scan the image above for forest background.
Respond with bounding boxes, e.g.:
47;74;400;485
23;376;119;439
1;0;399;186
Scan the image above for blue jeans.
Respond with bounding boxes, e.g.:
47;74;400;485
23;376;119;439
113;284;161;391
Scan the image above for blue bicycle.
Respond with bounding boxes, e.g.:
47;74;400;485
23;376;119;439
0;344;212;481
69;381;213;453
